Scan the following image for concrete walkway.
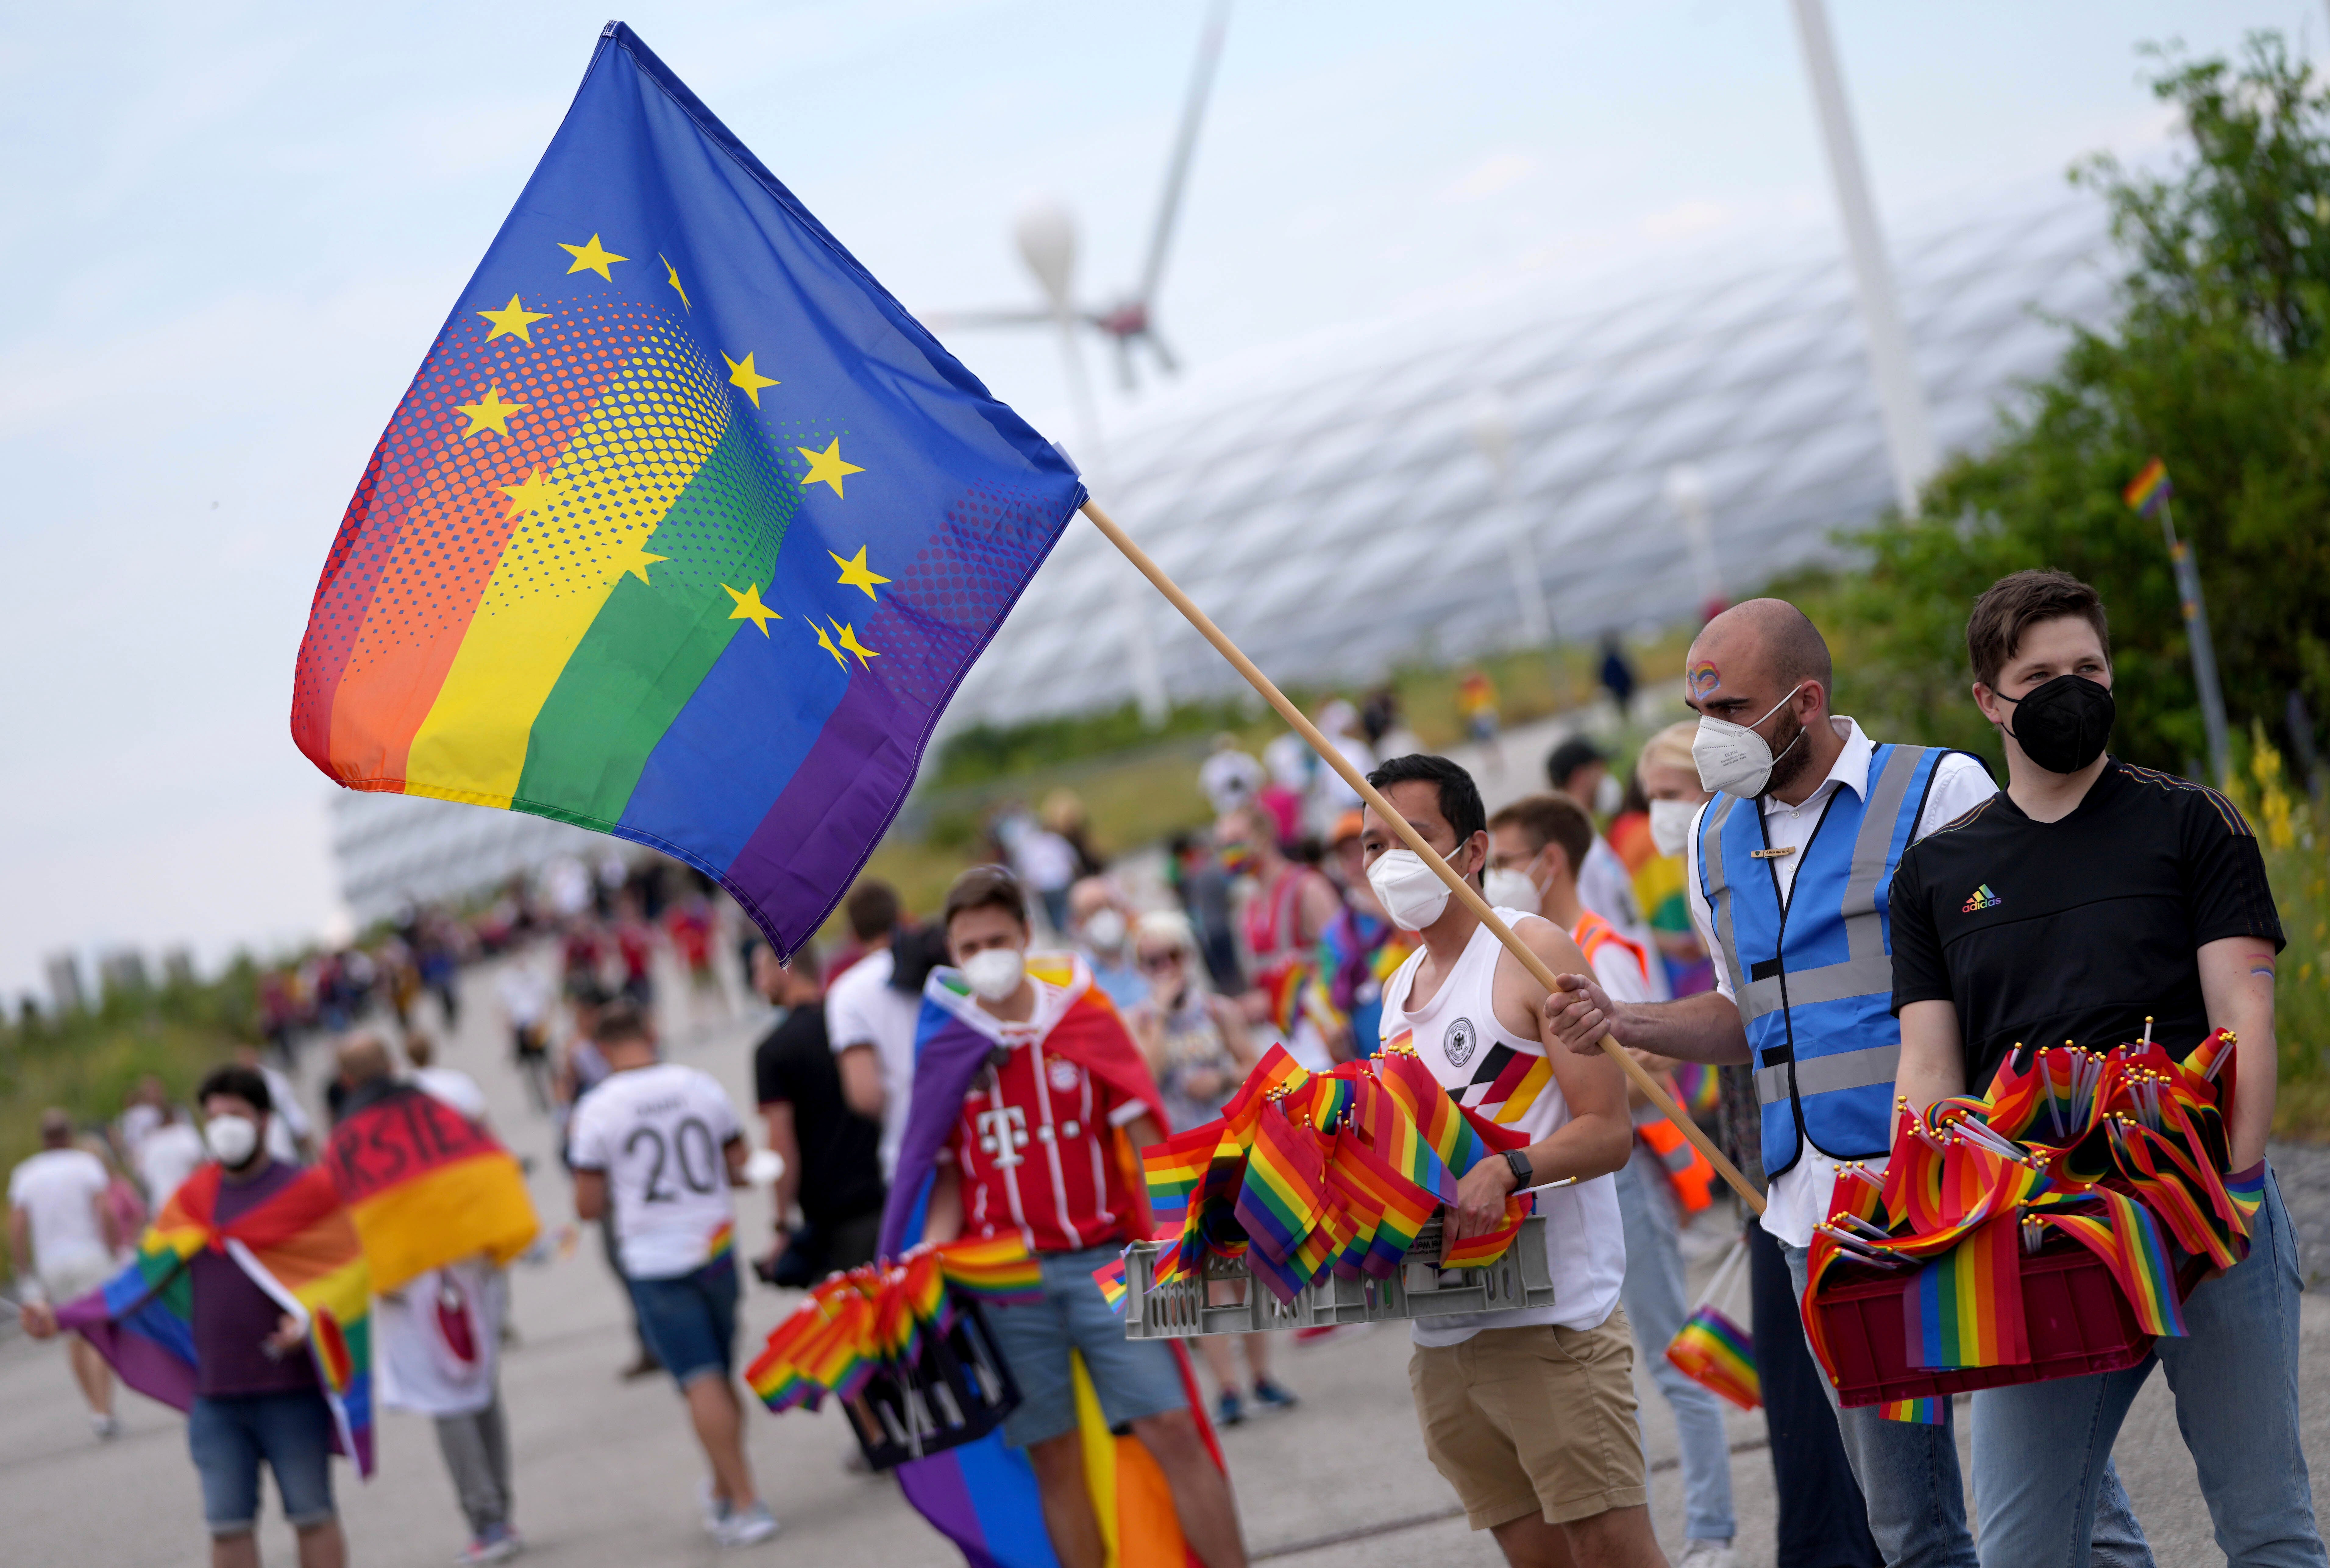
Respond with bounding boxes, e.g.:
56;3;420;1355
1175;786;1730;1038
1;939;2323;1566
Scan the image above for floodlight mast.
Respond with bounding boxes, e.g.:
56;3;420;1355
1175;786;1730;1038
1469;396;1553;652
1017;200;1170;729
1790;0;1938;517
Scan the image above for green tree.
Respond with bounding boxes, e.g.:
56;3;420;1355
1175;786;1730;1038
1816;32;2330;774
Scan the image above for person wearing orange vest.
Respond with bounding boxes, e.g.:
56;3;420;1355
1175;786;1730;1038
1490;794;1737;1568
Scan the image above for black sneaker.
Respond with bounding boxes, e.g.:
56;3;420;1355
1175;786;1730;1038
1214;1390;1245;1428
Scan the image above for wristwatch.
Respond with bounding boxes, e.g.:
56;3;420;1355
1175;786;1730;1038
1503;1150;1534;1190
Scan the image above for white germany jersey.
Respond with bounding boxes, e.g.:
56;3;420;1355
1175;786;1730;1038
567;1061;741;1280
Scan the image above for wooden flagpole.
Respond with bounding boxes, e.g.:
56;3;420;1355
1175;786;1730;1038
1082;500;1765;1215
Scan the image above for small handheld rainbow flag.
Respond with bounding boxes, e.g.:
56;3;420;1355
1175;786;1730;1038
2123;457;2172;517
1665;1238;1760;1410
1668;1306;1760;1412
1092;1253;1130;1314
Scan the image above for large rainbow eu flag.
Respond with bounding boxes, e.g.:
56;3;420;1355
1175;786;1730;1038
291;22;1085;951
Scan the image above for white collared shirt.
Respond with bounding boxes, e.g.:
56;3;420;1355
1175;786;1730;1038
1682;718;1996;1247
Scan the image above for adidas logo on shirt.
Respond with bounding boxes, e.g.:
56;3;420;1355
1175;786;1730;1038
1962;883;2004;913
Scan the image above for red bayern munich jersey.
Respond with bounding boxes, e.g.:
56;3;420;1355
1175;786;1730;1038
939;983;1149;1254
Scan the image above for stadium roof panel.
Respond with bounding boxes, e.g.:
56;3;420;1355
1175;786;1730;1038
950;189;2114;723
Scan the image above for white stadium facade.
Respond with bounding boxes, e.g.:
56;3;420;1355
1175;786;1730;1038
333;187;2114;924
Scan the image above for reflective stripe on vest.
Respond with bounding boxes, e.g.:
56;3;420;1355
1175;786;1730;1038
1636;1113;1716;1213
1698;743;1945;1176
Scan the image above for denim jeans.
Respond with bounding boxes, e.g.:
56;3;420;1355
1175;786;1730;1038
1782;1243;2153;1568
1615;1147;1736;1542
188;1391;337;1537
1971;1166;2326;1568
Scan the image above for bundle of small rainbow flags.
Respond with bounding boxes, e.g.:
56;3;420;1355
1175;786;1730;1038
1104;1041;1534;1308
1805;1027;2260;1423
746;1236;1042;1414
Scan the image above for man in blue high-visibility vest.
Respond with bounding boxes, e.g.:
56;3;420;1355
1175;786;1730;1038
1545;599;2151;1568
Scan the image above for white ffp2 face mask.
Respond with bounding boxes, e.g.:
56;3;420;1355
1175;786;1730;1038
1593;771;1623;817
1692;684;1808;799
1647;798;1700;859
961;947;1027;1001
1368;847;1465;931
1481;867;1542;913
1080;909;1127;953
204;1114;260;1168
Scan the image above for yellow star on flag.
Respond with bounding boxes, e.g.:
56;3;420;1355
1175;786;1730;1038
659;253;691;312
830;620;881;669
478;295;550;344
724;351;780;407
809;619;848;669
828;545;891;600
611;538;668;586
496;467;563;521
559;234;628;281
455;382;529;439
723;582;780;635
797;438;865;498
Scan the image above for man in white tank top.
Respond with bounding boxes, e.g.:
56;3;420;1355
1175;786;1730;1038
1362;755;1669;1568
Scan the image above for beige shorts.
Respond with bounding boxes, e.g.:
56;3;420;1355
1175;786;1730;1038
1408;1308;1648;1531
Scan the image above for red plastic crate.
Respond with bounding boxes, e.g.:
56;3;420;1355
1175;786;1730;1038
1810;1243;2158;1409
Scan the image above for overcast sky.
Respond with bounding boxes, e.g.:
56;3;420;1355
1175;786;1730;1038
0;0;2313;1001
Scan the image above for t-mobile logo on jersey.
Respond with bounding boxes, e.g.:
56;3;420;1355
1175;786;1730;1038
976;1106;1031;1168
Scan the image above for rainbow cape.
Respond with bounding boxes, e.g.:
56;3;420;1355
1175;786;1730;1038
59;1164;375;1475
323;1081;538;1293
288;23;1083;955
874;953;1222;1568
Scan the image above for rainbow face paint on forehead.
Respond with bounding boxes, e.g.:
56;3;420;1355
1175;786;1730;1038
1688;659;1722;700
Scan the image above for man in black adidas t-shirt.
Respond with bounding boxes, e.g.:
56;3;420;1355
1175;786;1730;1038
1889;570;2317;1568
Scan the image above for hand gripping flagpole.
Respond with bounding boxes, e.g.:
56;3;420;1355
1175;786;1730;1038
1082;500;1766;1215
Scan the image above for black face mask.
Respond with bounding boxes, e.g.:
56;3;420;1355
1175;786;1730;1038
1997;673;2115;774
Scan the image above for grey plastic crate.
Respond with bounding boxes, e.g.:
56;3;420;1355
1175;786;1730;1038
1122;1217;1553;1338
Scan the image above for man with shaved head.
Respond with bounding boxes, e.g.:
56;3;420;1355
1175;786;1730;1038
1545;599;2042;1568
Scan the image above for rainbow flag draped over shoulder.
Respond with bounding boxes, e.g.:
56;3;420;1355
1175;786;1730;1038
324;1082;538;1293
289;24;1084;955
59;1165;375;1475
872;954;1221;1568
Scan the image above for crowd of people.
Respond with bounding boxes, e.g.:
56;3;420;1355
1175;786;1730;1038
8;567;2316;1568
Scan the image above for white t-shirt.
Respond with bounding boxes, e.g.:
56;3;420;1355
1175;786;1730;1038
825;948;923;1180
1578;837;1669;1001
1380;909;1627;1344
1683;719;1996;1248
8;1149;112;1274
567;1062;742;1279
415;1066;489;1123
259;1064;311;1164
376;1258;506;1418
136;1122;208;1208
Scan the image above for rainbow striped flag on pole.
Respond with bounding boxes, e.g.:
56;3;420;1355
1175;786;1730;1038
2122;456;2173;517
290;23;1084;955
